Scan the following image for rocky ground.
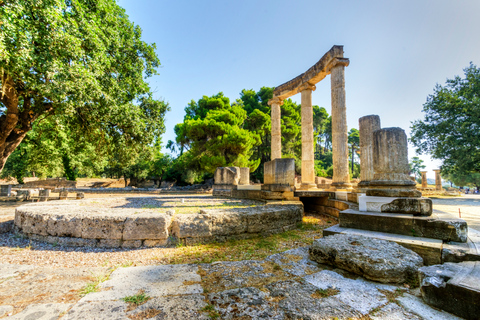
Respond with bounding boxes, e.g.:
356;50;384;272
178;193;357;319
0;193;477;319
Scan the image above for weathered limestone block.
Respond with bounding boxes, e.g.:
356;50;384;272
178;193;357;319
59;190;68;200
358;115;381;186
143;239;169;247
171;214;212;238
39;189;50;201
380;198;432;216
56;237;97;247
0;185;12;197
413;217;467;243
239;167;250;185
122;240;142;248
309;234;423;283
419;261;480;320
208;211;247;236
47;212;84;238
263;158;295;186
20;211;49;236
76;192;85;200
214;167;241;185
246;205;302;234
81;214;125;239
368;128;420;197
123;212;172;240
16;189;31;200
98;239;122;248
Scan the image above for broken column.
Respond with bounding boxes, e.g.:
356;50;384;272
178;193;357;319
239;167;250;185
39;189;50;201
358;115;381;187
268;97;283;161
434;169;442;191
330;58;351;189
0;185;12;197
421;171;428;188
59;190;68;200
299;83;317;190
359;127;432;215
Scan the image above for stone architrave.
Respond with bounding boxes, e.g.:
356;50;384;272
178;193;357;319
421;171;428;189
367;127;421;198
268;98;283;161
358;115;381;186
433;169;442;191
299;83;317;190
0;185;12;197
329;59;351;190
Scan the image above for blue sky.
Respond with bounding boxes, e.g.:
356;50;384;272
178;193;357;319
117;0;480;179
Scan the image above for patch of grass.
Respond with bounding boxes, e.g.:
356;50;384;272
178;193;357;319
122;290;151;306
311;288;340;299
121;260;134;268
151;215;332;266
379;288;405;302
141;204;157;209
79;272;112;297
200;304;220;319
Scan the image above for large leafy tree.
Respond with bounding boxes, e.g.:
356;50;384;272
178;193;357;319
0;0;168;171
173;92;261;174
409;156;426;182
411;63;480;175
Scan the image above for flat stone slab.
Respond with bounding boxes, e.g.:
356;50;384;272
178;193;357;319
309;234;424;283
323;225;443;265
419;261;480;319
81;264;203;302
5;303;73;320
339;209;467;242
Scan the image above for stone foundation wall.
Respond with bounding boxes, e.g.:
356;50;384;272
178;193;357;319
22;178;77;189
300;196;351;218
14;201;304;248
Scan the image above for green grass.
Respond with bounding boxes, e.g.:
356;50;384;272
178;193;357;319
200;304;220;319
79;272;112;297
122;290;150;305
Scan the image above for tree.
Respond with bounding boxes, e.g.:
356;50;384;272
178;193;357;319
348;128;360;175
409;156;426;182
173;93;261;174
411;63;480;175
0;0;168;171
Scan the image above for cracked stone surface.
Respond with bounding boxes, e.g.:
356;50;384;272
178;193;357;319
0;248;465;319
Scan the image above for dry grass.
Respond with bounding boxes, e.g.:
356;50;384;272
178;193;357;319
152;214;335;266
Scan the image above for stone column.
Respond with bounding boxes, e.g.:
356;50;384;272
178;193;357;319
358;115;381;186
0;185;12;197
268;97;283;161
330;59;351;189
421;171;428;188
299;83;316;189
39;189;50;201
367;127;420;197
434;169;442;191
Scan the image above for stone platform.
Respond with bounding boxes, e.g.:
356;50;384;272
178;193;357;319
14;197;303;247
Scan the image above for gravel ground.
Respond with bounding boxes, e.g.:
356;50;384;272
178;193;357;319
431;194;480;231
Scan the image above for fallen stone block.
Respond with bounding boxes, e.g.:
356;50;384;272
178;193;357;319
309;234;423;283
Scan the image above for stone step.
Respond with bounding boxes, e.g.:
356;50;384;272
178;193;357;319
323;225;443;265
339;209;467;243
419;261;480;319
443;229;480;263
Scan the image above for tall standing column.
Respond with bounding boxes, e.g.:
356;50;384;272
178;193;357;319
358;115;381;187
421;171;428;188
268;97;283;160
434;169;442;191
330;59;351;189
299;83;316;189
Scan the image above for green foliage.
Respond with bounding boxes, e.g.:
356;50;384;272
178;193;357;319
348;128;360;177
444;171;480;189
409;156;426;182
122;290;150;306
411;63;480;175
0;0;168;171
174;92;261;175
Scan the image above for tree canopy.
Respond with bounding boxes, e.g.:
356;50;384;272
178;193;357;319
411;63;480;175
0;0;168;171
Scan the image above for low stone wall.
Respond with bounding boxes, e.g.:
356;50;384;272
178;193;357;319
300;196;352;218
14;200;304;248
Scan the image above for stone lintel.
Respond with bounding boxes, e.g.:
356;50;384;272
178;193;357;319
270;45;347;101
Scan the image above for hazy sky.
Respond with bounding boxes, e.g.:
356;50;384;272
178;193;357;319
117;0;480;179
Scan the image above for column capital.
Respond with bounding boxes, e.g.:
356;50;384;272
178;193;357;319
297;82;316;93
433;169;441;172
326;57;350;72
268;97;284;106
